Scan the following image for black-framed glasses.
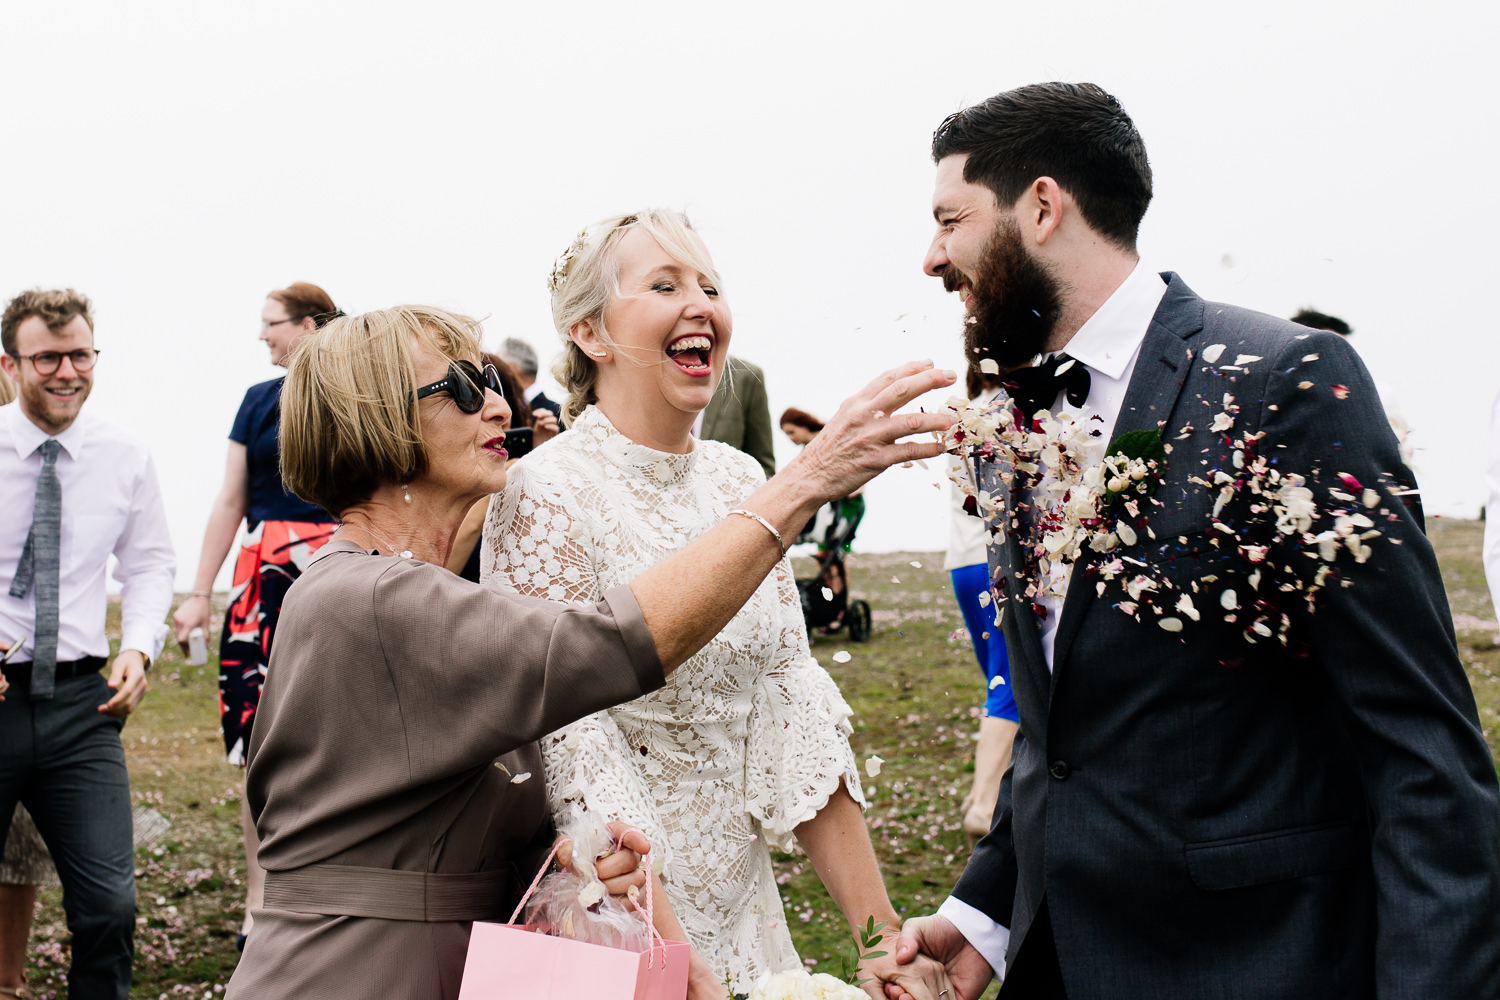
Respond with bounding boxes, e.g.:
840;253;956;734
414;360;502;414
14;349;100;375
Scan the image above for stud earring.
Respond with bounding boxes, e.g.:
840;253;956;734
402;484;412;504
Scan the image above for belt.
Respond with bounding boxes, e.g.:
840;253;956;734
1;656;106;685
263;864;512;922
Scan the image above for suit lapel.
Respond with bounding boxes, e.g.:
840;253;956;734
1048;274;1205;683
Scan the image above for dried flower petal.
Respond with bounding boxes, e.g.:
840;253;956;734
832;650;852;663
865;755;885;777
1202;344;1227;363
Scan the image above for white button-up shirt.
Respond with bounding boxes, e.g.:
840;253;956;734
0;401;175;665
938;260;1168;979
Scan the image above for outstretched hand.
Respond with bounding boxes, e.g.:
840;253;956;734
887;916;994;1000
791;360;955;504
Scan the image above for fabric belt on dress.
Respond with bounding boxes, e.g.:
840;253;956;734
1;656;107;686
263;863;512;922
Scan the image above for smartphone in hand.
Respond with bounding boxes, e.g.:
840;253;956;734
504;427;534;460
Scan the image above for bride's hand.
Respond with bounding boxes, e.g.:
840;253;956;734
554;821;651;898
686;951;729;1000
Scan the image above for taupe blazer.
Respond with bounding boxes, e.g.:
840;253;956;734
226;540;664;999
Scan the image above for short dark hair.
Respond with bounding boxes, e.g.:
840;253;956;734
1290;309;1352;337
2;288;95;357
268;282;341;328
932;82;1153;250
779;407;824;433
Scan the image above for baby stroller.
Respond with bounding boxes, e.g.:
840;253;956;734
795;496;872;642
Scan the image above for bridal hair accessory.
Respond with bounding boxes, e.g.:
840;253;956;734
547;228;590;292
729;508;787;557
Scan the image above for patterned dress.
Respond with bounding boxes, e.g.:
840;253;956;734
480;406;864;993
219;378;337;764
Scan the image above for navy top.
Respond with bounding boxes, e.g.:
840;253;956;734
230;377;337;526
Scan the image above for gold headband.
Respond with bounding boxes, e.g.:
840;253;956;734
547;229;590;293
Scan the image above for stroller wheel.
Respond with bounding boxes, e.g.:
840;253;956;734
848;600;873;642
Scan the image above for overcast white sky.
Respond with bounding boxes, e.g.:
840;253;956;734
3;1;1495;588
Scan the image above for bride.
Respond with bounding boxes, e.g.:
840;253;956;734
481;210;932;999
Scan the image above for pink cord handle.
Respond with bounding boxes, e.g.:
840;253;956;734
506;834;667;968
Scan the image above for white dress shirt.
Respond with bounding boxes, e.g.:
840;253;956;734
0;402;175;665
938;261;1168;980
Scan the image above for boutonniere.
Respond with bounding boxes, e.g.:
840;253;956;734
1094;428;1167;519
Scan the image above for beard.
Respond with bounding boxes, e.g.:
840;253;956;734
951;216;1065;372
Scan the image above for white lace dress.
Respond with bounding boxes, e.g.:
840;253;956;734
480;406;866;992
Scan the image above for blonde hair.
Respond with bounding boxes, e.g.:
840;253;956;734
549;208;722;424
280;305;483;516
0;367;15;406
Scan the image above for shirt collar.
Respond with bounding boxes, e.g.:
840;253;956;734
5;400;88;462
522;382;542;404
1057;260;1168;382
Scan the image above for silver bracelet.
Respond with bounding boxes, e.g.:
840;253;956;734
189;590;212;599
728;508;787;557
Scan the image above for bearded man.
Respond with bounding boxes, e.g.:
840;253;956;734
887;83;1500;1000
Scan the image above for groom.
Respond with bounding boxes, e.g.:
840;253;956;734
888;83;1500;999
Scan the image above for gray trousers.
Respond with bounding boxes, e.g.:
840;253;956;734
0;670;135;1000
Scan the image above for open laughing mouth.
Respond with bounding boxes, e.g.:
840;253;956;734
482;437;508;459
666;334;713;376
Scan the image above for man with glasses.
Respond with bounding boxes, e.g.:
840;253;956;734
0;287;174;999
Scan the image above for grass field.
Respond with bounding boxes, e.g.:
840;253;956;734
15;519;1497;998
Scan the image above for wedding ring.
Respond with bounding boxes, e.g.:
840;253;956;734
938;992;949;998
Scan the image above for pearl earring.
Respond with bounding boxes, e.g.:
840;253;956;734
402;484;412;504
586;349;607;358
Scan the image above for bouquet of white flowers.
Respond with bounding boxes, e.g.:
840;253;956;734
749;968;869;1000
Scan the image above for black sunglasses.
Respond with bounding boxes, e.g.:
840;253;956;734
414;360;503;414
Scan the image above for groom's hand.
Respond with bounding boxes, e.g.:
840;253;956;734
864;924;953;1000
888;915;994;1000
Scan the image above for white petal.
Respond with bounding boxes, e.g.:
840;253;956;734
1202;344;1227;363
979;358;1000;374
510;771;532;784
1159;617;1184;632
1233;354;1262;366
865;755;885;777
832;650;852;663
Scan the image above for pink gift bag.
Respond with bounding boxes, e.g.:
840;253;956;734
458;848;689;1000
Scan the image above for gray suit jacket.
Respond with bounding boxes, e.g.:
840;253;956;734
954;274;1500;999
702;356;775;480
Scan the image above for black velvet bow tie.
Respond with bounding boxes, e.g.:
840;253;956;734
1004;353;1092;418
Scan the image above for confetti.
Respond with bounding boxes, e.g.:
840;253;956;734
1202;344;1227;363
1302;353;1320;362
510;772;532;784
1233;354;1262;366
1331;384;1350;400
821;587;834;601
832;650;852;663
865;755;885;777
909;561;922;568
988;675;1006;689
1298;381;1314;389
1159;617;1184;632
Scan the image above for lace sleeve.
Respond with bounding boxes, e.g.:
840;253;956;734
539;715;672;871
480;462;600;604
744;564;867;850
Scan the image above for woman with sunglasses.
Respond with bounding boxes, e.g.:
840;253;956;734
171;282;343;950
222;304;952;999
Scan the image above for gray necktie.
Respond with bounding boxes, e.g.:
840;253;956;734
9;439;62;699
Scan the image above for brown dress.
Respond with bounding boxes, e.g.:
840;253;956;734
226;540;664;999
